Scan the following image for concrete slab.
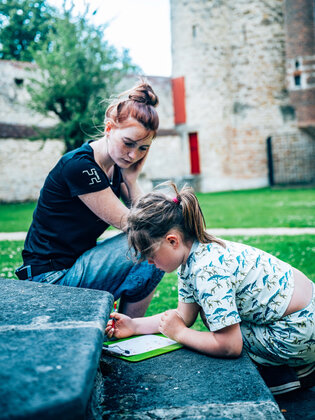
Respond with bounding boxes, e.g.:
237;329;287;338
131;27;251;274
0;278;113;420
100;348;285;419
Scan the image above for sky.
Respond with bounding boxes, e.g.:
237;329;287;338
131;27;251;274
49;0;172;77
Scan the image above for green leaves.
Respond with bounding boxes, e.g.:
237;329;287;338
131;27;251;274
0;0;57;61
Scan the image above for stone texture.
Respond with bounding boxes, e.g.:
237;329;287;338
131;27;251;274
0;60;57;127
99;348;284;419
0;278;113;420
0;138;65;202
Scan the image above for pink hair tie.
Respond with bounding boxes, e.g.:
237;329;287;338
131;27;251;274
173;197;180;204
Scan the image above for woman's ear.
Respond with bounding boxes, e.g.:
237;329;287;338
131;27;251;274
105;121;112;133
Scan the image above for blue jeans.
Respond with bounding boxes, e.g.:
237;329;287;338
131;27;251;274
30;233;164;303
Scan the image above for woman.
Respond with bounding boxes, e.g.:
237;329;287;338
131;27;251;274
15;81;164;317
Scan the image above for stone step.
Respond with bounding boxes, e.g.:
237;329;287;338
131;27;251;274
99;347;285;419
0;278;113;420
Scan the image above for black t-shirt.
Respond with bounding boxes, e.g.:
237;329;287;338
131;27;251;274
22;141;123;268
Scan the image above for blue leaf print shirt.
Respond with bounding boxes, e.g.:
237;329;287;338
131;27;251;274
178;240;294;332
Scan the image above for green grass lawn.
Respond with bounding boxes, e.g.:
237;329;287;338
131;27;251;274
197;187;315;228
0;187;314;231
0;201;36;232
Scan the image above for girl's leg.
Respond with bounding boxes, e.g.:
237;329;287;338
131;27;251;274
57;233;164;314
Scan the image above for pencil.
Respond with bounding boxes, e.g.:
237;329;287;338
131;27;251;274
112;301;117;331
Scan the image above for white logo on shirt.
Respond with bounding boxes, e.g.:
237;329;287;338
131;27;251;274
82;169;101;185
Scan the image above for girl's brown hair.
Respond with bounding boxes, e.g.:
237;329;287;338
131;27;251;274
105;80;159;137
127;182;225;260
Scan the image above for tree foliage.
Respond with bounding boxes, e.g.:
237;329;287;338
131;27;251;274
19;4;139;151
0;0;56;61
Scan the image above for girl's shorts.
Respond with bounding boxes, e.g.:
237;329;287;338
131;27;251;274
241;283;315;367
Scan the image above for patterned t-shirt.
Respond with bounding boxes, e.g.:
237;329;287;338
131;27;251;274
178;240;294;332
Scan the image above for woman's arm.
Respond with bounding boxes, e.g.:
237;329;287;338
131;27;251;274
159;305;243;358
79;187;129;231
120;152;149;205
120;182;142;208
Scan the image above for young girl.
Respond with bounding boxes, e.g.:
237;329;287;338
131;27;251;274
106;183;315;394
15;81;164;317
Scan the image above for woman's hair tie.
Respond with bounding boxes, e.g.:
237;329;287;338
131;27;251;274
173;197;180;204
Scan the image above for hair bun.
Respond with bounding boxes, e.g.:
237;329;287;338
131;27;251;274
128;83;159;107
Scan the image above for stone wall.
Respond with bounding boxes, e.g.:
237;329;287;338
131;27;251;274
0;60;57;127
170;0;314;192
0;139;65;202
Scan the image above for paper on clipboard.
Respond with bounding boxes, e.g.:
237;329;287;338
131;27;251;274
103;334;178;356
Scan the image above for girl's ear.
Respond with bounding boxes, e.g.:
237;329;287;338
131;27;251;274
165;234;180;248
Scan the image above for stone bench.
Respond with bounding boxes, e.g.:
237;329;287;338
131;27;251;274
0;278;113;420
2;277;313;419
99;349;284;419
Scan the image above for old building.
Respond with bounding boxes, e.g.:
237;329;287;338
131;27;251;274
170;0;315;191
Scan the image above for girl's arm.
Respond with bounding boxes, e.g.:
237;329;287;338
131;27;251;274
106;302;200;339
105;312;162;339
106;305;242;357
159;303;243;358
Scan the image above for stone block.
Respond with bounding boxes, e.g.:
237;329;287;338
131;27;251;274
100;348;284;419
0;279;113;420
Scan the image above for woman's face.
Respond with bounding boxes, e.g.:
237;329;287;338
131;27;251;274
106;119;153;168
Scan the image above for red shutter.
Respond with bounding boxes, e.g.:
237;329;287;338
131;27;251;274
172;77;186;125
189;132;201;174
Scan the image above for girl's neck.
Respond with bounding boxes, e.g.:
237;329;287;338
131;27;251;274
181;239;194;266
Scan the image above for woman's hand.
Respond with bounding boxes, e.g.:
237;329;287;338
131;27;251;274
121;152;148;187
105;312;136;339
159;310;187;342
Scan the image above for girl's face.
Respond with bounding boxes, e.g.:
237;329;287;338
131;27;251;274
147;232;189;273
106;119;153;168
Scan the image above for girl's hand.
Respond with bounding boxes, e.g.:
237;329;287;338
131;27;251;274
159;310;187;342
105;312;136;339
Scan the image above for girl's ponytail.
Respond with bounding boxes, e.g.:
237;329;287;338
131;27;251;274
171;183;223;245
